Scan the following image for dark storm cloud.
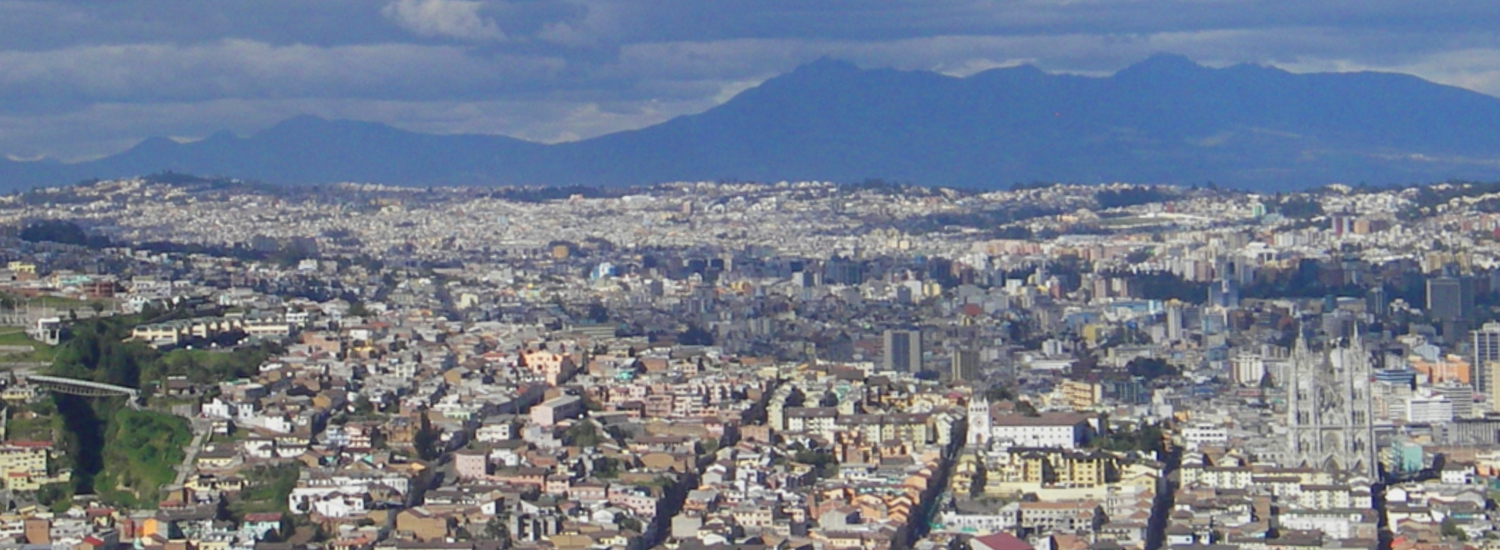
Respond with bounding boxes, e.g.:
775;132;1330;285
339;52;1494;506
3;0;1500;161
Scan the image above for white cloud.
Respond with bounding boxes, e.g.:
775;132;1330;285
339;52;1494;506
8;0;1500;162
0;39;563;102
381;0;507;42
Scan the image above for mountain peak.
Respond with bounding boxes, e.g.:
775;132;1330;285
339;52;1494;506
786;57;862;78
1116;53;1208;79
124;136;181;155
255;115;414;142
12;58;1500;192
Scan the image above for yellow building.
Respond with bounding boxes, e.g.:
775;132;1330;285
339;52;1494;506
1058;380;1103;410
0;444;49;478
984;448;1121;494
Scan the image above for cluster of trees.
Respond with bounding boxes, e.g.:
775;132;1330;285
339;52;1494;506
234;463;301;515
44;316;204;505
1273;194;1324;219
149;344;279;386
1091;421;1166;455
791;448;839;478
677;324;715;346
413;414;442;461
1125;357;1178;382
564;421;607;448
1096;187;1174;209
19;220;111;248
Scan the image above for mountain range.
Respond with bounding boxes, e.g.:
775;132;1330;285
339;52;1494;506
5;54;1500;192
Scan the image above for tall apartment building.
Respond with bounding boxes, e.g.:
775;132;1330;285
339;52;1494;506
883;329;921;373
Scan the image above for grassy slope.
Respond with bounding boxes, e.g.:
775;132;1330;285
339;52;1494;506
95;409;191;507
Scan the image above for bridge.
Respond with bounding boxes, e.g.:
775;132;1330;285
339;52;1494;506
25;374;140;405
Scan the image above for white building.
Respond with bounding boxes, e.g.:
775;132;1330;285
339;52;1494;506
1180;424;1228;449
967;398;1093;449
1405;394;1454;423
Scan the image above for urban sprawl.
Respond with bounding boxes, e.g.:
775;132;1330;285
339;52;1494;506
0;177;1492;550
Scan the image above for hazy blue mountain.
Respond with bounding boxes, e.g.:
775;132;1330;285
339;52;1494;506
7;54;1500;191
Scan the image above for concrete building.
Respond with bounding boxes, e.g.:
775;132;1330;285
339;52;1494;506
530;396;583;427
883;329;921;373
1474;322;1500;393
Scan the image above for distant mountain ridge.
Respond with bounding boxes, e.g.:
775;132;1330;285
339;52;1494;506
5;54;1500;192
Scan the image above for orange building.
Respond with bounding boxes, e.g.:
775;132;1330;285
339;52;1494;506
1410;355;1472;385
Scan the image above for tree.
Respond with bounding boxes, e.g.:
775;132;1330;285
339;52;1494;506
36;483;71;513
412;413;441;461
818;391;839;408
586;302;609;323
968;458;987;499
618;517;643;533
984;385;1015;401
564;421;604;448
1016;400;1040;417
792;449;839;478
347;300;370;317
480;516;509;542
1126;357;1177;382
679;324;714;346
1442;517;1468;541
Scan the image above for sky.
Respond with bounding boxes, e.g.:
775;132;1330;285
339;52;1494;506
4;0;1500;162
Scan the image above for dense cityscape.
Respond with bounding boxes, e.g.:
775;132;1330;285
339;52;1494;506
0;175;1496;550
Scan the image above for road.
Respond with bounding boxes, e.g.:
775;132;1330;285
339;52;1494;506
171;418;210;487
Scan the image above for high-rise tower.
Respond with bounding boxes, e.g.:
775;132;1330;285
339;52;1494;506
1285;329;1377;477
1473;322;1500;395
883;329;922;373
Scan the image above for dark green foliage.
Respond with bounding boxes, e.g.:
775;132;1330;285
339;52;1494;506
784;388;807;408
594;456;623;478
1275;195;1324;219
983;385;1015;402
96;410;191;507
43;315;236;508
1441;517;1468;541
792;449;839;478
1096;188;1172;209
36;483;73;513
1100;270;1209;304
47;316;152;386
818;392;839;407
232;464;301;516
618;517;643;533
347;301;371;318
149;345;274;385
678;324;714;346
413;414;441;461
1126;357;1177;381
53;394;106;493
19;220;110;247
1091;422;1165;455
564;421;605;448
480;516;508;541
